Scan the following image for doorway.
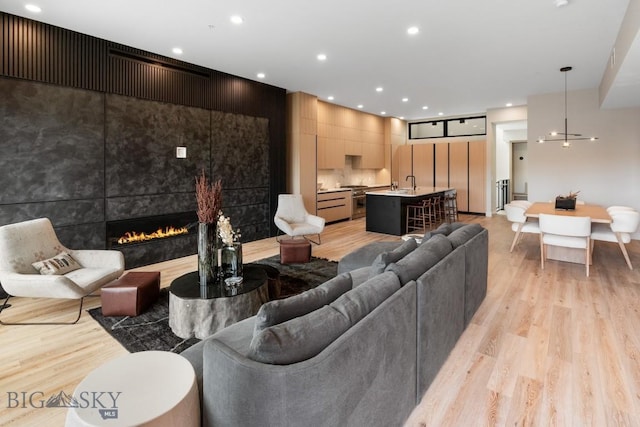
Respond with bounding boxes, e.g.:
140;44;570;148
511;141;528;200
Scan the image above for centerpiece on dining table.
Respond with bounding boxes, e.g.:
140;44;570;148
555;190;580;210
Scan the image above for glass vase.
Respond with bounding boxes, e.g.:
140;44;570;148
197;222;219;287
220;242;243;280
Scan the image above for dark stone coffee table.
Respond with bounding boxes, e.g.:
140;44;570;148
168;265;268;339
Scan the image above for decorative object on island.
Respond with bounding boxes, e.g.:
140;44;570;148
195;170;223;287
555;190;579;210
218;214;243;280
537;66;598;148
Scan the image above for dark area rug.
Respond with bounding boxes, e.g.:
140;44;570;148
88;255;338;353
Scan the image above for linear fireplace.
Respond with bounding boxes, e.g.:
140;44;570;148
106;211;199;269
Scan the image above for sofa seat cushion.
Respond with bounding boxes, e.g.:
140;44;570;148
337;241;403;274
369;238;418;277
386;234;453;285
447;223;484;248
248;271;401;365
253;272;352;336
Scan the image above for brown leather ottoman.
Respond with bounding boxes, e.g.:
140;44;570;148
279;239;312;264
101;271;160;316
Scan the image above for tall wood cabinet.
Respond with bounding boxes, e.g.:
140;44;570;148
286;92;318;212
413;143;434;187
393;140;486;214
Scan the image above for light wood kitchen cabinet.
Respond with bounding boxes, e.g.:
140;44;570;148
395;144;412;184
317;190;352;222
413;143;434;187
468;140;486;213
318;101;384;170
435;143;449;187
448;142;469;212
317;136;345;170
286;92;318;212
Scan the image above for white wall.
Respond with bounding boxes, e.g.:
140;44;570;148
528;88;640;236
487;105;528;216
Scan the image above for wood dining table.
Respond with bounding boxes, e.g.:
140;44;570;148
524;202;612;265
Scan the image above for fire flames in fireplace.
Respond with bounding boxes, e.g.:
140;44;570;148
117;225;189;245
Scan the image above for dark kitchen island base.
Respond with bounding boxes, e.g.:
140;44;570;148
365;187;452;236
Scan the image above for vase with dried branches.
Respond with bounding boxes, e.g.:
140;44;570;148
195;170;223;287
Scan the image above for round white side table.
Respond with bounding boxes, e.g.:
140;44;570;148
66;351;199;427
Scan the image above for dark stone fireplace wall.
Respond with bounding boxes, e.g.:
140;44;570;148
0;13;286;268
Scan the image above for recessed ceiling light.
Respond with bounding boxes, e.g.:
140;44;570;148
438;112;444;116
317;53;327;61
399;116;405;120
172;47;183;55
422;106;429;110
407;26;419;35
25;4;41;13
357;104;364;109
257;72;265;79
328;96;334;101
381;111;387;115
376;87;383;92
402;98;409;102
506;103;513;107
555;0;569;7
230;15;244;24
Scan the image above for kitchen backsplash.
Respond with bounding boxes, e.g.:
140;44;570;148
317;156;378;189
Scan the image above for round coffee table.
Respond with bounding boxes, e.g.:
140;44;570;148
168;265;268;339
66;351;199;427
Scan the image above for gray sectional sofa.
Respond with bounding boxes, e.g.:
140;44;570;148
181;222;488;427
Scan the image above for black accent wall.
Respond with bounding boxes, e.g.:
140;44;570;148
0;12;286;268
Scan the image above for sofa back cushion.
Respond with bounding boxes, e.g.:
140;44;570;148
253;272;352;336
330;271;400;323
385;234;453;285
447;223;483;248
368;238;418;277
248;271;400;365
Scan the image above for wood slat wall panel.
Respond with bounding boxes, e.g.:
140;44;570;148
0;11;287;238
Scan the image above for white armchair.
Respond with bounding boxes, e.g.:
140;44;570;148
539;213;592;276
591;208;640;270
274;194;325;244
505;202;539;252
0;218;124;324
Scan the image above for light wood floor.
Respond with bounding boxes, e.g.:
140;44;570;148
1;215;639;426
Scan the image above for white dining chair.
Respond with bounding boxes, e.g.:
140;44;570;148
591;209;640;270
504;203;539;252
539;213;592;276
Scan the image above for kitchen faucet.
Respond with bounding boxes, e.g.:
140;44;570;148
406;175;416;190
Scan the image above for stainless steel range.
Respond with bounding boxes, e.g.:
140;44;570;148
340;185;368;219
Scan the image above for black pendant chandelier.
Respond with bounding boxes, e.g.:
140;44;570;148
537;66;598;148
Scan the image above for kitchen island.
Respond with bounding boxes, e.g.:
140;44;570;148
365;187;452;235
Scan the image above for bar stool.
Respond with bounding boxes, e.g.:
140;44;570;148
444;191;458;223
406;200;427;233
431;195;444;226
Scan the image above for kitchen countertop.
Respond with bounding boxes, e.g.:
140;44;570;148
317;188;353;194
318;184;390;194
365;186;452;197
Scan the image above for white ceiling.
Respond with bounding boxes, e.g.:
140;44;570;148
1;0;636;120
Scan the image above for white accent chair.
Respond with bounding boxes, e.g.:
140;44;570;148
505;202;539;252
0;218;124;324
591;209;640;270
539;213;592;276
274;194;325;244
